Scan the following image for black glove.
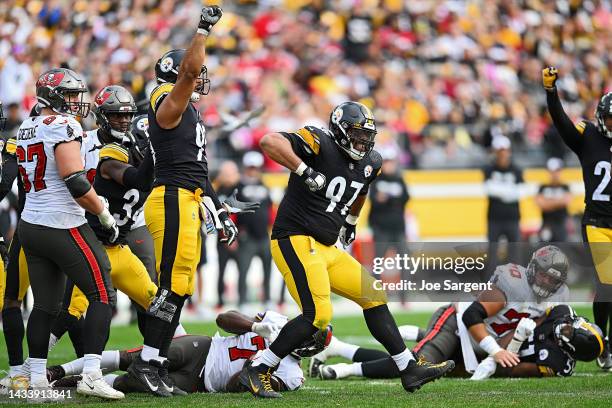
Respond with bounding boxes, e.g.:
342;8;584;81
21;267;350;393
339;221;356;247
218;210;238;245
198;5;223;36
0;237;8;263
223;189;260;214
299;166;326;192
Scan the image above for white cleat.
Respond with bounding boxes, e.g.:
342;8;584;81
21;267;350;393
308;357;324;378
0;373;10;395
29;378;62;403
77;371;125;400
319;363;353;380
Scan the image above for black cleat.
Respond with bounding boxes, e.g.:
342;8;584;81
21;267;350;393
47;365;66;383
158;363;188;396
51;375;81;389
400;357;455;393
238;360;281;398
126;356;172;397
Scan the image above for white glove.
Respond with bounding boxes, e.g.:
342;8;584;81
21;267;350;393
514;318;537;342
471;356;497;381
251;321;283;340
97;196;119;243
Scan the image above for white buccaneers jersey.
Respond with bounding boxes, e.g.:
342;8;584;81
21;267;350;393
484;263;569;338
82;129;102;179
17;115;87;228
204;311;304;393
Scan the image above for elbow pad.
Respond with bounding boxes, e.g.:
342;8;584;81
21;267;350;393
64;170;92;198
462;302;488;329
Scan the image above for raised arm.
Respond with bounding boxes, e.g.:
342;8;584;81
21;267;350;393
155;6;222;129
543;67;584;153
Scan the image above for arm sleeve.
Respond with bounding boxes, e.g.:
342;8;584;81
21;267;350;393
205;178;224;211
122;149;154;191
0;150;17;202
546;89;584;153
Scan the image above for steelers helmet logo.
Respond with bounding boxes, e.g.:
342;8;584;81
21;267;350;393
332;107;343;125
160;57;174;73
137;117;149;131
364;165;373;178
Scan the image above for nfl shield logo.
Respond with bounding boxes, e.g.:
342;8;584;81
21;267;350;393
364;165;373;178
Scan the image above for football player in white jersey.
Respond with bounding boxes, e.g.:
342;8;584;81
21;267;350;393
47;310;317;394
16;68;122;400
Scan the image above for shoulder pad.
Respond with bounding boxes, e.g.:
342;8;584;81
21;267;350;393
5;138;16;155
490;263;528;299
41;116;83;144
368;149;382;170
574;120;587;135
294;126;321;155
99;143;129;163
150;83;174;112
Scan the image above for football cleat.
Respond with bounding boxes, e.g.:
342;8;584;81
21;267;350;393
29;378;62;403
52;375;81;389
158;363;187;396
126;356;171;397
308;357;324;378
10;375;30;391
238;360;281;398
400;357;455;393
0;373;10;395
47;365;66;383
77;371;124;400
596;344;612;371
319;365;338;380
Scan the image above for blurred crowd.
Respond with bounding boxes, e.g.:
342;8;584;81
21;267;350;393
0;0;610;171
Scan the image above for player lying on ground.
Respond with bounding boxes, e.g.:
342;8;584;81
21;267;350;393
46;310;329;394
311;304;603;380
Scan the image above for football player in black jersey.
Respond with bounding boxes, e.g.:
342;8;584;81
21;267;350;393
128;6;239;397
238;101;455;398
543;67;612;370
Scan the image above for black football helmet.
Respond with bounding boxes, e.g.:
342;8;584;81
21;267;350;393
131;114;150;152
93;85;137;142
526;245;569;298
554;315;604;361
291;325;333;359
36;68;90;117
596;92;612;139
155;49;210;100
0;100;6;131
329;101;377;161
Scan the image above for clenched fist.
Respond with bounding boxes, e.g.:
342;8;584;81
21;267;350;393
198;5;223;36
542;66;558;91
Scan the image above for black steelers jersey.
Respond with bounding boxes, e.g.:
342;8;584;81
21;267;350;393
547;90;612;226
272;126;382;246
148;83;208;192
518;304;575;377
86;143;150;245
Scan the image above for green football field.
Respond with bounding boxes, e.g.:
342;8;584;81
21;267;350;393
1;306;611;407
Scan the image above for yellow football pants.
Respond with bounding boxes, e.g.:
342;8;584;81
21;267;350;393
271;235;386;329
584;225;612;285
68;244;158;318
144;185;202;297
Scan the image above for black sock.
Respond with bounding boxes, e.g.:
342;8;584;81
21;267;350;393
136;310;147;338
50;310;71;340
269;315;318;359
363;304;405;355
2;307;25;366
593;302;610;338
144;291;184;353
353;347;389;362
67;316;85;358
26;308;55;358
83;302;112;355
159;296;186;358
361;357;401;379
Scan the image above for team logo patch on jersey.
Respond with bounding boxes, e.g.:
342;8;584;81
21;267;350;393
364;165;373;178
160;57;174;73
539;348;549;361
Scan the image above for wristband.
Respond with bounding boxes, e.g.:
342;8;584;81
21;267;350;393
479;335;502;356
294;162;307;176
346;215;359;225
197;28;209;36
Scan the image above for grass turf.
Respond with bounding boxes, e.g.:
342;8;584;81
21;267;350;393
1;306;610;407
